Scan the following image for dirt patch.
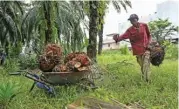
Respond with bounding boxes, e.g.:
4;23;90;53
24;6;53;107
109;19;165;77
66;97;145;109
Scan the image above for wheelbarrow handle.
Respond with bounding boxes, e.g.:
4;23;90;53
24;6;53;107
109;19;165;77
9;70;31;76
8;72;22;75
26;74;56;95
9;70;51;87
9;70;55;95
25;73;50;87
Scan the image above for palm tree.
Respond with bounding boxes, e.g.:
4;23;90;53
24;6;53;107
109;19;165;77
87;0;132;61
87;1;99;61
0;1;25;55
56;1;86;54
98;1;132;55
22;1;86;55
22;1;58;45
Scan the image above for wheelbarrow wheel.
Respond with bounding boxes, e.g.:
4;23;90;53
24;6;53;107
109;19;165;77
78;78;98;91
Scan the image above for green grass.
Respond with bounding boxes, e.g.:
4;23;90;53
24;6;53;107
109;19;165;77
97;50;178;109
0;50;178;109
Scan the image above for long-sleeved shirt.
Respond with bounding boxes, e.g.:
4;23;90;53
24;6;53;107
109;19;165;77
116;22;151;55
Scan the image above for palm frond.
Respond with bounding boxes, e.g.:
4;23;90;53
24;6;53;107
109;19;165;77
112;1;121;13
123;0;132;8
14;1;25;15
112;0;132;13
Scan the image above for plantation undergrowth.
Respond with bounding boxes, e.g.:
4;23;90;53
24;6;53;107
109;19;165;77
0;49;178;109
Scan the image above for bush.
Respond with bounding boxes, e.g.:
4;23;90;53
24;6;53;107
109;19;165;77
119;44;130;55
102;49;120;55
8;43;23;58
163;41;178;59
18;54;38;70
102;45;130;55
0;81;20;109
4;58;19;73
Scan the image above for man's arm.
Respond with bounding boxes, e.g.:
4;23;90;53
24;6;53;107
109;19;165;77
145;24;152;42
113;29;130;42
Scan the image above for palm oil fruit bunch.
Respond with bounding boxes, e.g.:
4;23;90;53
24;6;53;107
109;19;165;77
38;44;62;72
149;42;165;66
64;52;91;72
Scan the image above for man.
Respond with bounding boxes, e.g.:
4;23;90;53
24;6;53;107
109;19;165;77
113;14;152;82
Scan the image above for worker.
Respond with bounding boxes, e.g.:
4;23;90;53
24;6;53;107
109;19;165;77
113;14;152;82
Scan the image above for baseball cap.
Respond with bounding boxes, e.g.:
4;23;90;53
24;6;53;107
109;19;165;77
128;14;139;21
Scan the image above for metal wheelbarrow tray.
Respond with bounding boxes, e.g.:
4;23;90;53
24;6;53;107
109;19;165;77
41;70;92;85
9;70;97;96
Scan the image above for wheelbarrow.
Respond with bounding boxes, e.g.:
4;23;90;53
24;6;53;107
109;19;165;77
9;70;97;96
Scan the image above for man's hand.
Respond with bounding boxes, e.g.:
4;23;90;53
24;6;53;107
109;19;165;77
146;41;159;50
113;34;118;43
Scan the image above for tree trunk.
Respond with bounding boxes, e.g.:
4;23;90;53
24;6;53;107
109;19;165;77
43;2;52;44
98;23;103;55
5;41;9;56
87;1;98;62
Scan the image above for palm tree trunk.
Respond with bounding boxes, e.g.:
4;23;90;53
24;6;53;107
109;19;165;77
87;1;98;62
98;23;103;55
43;2;52;44
5;41;9;56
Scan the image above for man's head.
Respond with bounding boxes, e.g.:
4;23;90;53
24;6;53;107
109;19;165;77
128;14;139;26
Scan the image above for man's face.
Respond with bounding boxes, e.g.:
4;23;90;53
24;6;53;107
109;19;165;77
130;19;138;26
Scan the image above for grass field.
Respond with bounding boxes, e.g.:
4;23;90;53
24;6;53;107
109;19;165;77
0;50;178;109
